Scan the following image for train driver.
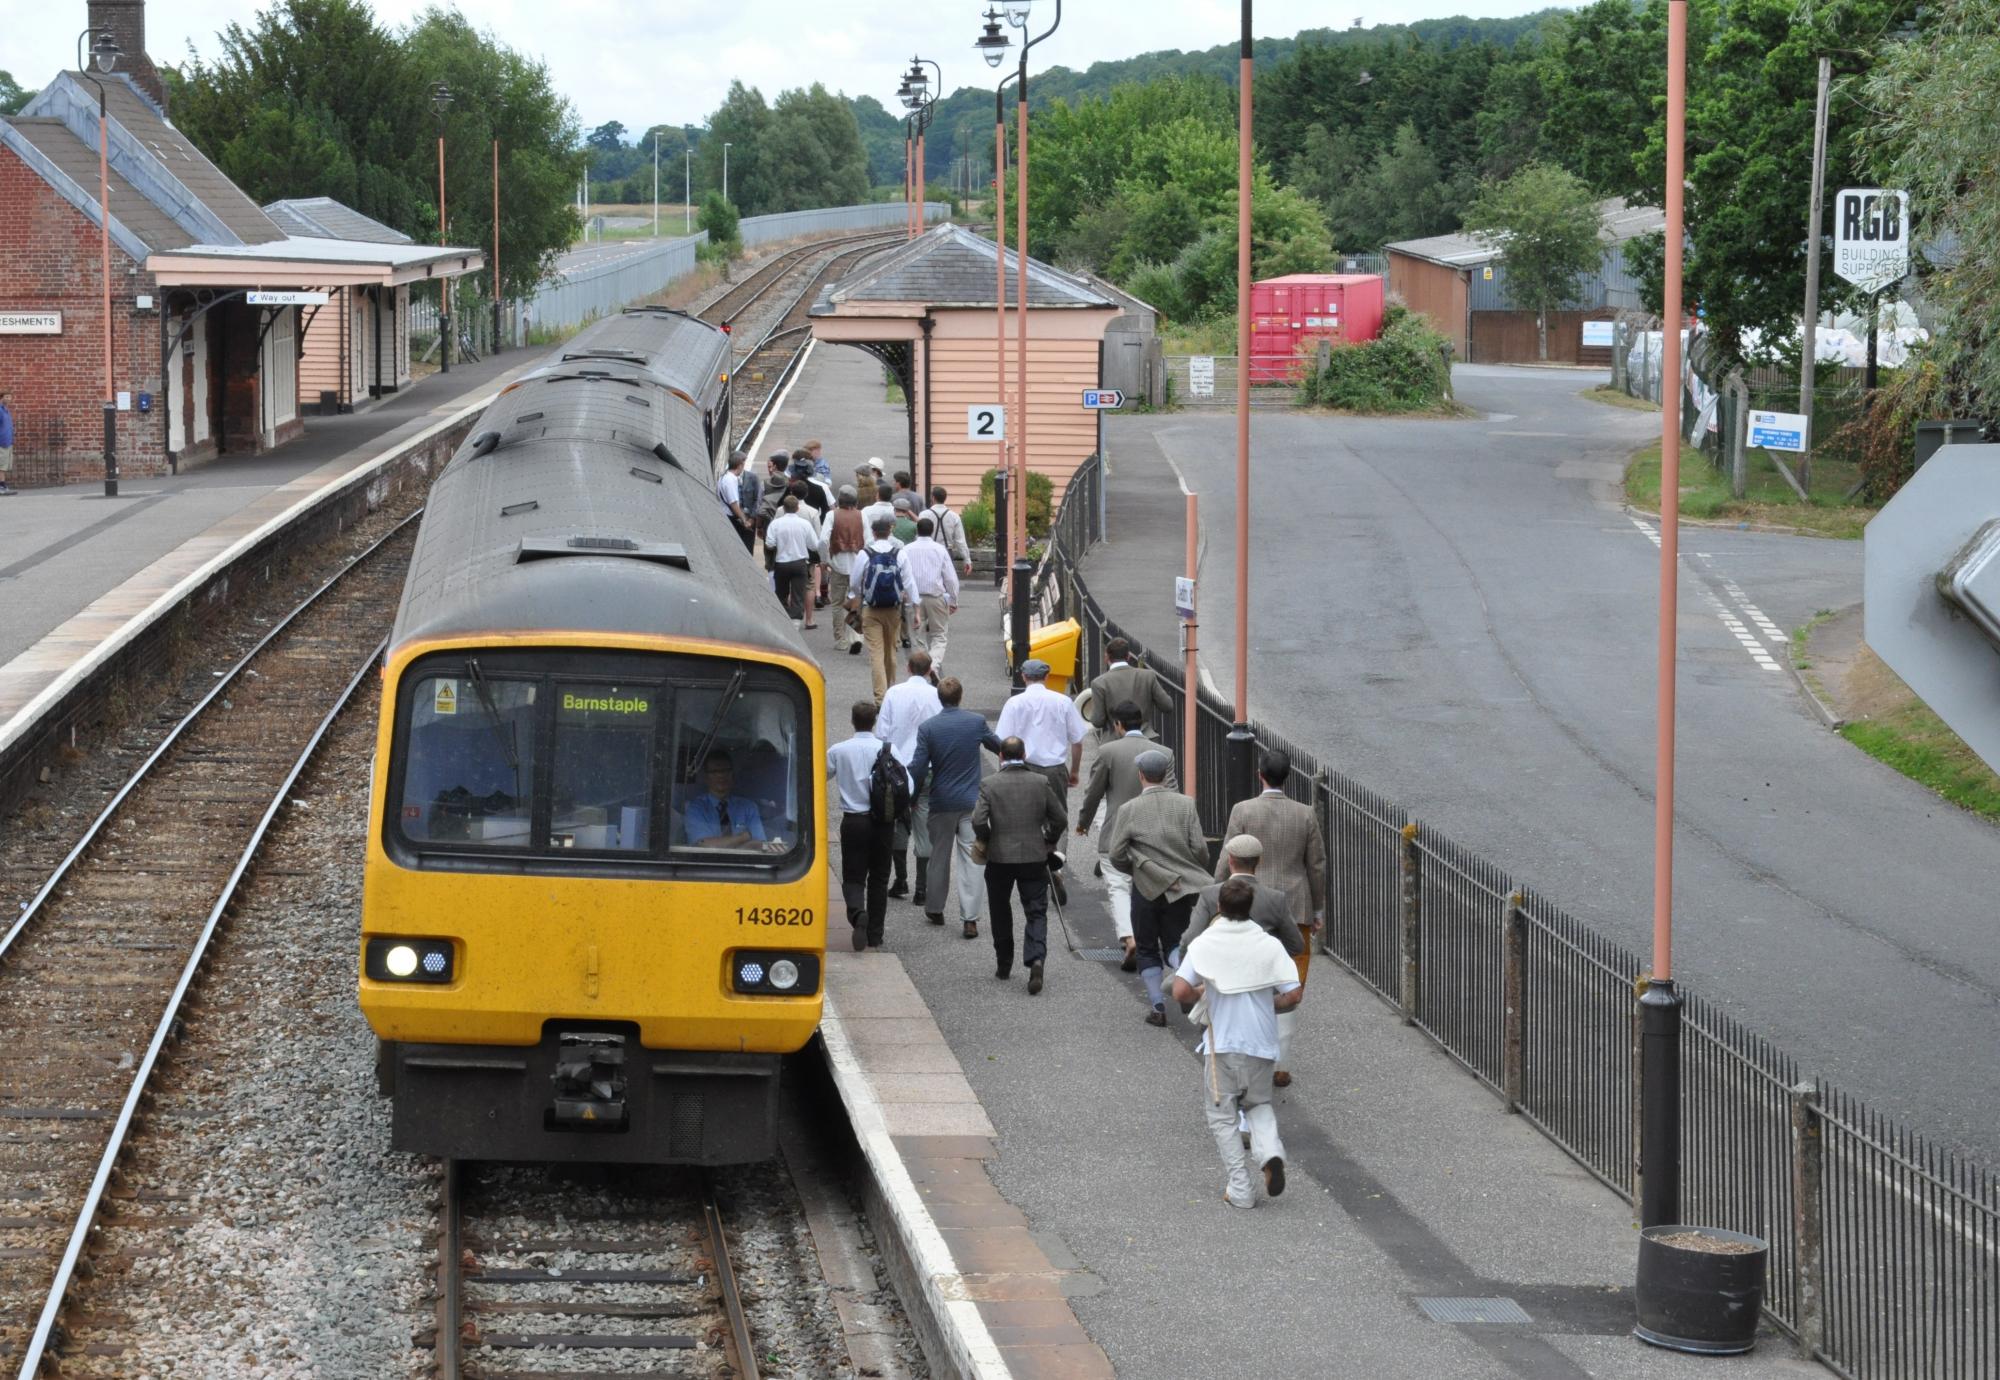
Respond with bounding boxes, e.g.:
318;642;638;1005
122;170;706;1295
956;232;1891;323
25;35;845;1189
684;750;784;852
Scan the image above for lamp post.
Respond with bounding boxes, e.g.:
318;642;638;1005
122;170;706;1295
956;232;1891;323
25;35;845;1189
492;130;502;349
722;142;732;207
1641;0;1690;1233
977;13;1015;579
431;80;454;373
1006;0;1061;680
75;28;121;497
908;57;941;234
897;75;915;237
652;128;660;237
684;128;692;234
1226;0;1256;803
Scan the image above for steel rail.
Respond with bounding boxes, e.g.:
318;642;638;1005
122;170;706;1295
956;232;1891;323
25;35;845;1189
14;633;390;1378
0;508;423;966
699;231;903;330
435;1159;464;1379
704;1182;760;1380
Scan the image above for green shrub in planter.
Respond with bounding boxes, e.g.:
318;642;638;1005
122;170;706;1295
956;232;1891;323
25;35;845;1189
962;499;994;548
977;468;1054;537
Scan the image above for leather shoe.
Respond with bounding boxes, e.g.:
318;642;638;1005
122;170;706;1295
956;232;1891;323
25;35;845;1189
851;928;867;951
926;911;946;926
1120;941;1138;973
887;880;909;900
1263;1157;1286;1198
1144;1007;1168;1027
1027;962;1044;995
848;643;863;656
995;964;1011;980
1272;1069;1293;1088
962;921;978;939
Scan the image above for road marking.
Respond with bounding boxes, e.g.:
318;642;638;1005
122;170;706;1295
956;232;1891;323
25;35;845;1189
1628;517;1782;672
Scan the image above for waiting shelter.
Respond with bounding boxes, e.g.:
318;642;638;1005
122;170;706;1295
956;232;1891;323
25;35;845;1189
807;224;1118;510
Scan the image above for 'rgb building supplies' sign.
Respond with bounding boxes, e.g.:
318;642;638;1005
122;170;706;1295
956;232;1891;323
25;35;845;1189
1749;410;1809;453
1833;188;1909;293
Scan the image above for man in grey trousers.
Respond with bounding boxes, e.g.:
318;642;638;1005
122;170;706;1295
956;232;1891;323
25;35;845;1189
908;675;999;935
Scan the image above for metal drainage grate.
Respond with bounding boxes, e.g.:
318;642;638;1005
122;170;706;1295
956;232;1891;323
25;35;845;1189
1075;947;1127;962
1414;1297;1533;1325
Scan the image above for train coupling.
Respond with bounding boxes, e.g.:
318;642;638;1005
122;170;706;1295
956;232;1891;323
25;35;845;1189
550;1032;628;1129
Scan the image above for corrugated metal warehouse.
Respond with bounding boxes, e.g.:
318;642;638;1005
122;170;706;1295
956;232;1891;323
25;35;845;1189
1386;198;1662;365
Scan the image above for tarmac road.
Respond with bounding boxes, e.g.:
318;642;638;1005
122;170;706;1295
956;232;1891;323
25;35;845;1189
1089;365;2000;1166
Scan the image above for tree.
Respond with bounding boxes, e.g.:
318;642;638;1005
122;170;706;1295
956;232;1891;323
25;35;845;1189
698;81;773;214
586;120;627;155
1864;0;2000;417
0;71;30;116
698;190;739;249
1465;161;1604;360
765;84;869;209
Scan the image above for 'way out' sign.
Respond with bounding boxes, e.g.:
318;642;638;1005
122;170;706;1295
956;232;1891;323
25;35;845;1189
1833;188;1909;294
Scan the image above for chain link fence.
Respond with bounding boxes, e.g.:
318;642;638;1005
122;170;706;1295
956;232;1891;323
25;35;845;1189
1037;453;1999;1375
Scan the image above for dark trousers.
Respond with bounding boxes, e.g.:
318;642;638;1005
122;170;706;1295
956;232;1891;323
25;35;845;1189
985;860;1050;972
839;811;892;943
1029;761;1070;832
1131;890;1195;974
774;560;812;619
734;521;756;553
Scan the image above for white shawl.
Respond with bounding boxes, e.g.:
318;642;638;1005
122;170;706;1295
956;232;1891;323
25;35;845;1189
1184;917;1298;995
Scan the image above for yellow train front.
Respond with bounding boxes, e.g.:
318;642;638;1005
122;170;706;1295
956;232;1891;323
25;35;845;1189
361;307;825;1164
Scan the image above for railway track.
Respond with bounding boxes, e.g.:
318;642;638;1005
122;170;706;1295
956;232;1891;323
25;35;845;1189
436;1161;760;1380
725;237;905;453
694;231;899;331
0;517;418;1375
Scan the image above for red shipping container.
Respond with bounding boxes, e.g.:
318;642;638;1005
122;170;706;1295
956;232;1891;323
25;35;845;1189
1248;273;1387;383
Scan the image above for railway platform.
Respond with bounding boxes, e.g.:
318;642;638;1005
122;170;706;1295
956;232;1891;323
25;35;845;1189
788;338;1824;1379
0;349;531;725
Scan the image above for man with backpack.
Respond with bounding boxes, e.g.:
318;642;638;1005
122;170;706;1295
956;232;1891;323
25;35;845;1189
845;515;912;702
827;699;908;951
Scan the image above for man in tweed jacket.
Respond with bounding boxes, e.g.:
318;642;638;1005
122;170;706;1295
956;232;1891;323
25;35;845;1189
1216;751;1327;1084
1084;638;1175;744
972;738;1067;993
1106;750;1211;1026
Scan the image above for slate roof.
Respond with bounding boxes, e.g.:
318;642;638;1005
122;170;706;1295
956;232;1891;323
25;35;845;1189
159;236;478;270
265;197;413;245
812;224;1114;313
1389;197;1666;269
5;117;194;251
77;74;285;244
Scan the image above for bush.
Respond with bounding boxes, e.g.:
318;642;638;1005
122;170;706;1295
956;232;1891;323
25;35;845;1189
1298;313;1453;413
977;468;1054;537
961;499;994;548
697;190;739;244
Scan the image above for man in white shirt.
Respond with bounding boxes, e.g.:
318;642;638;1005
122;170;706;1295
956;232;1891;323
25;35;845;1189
846;516;914;701
764;495;822;629
1171;877;1303;1209
876;649;943;904
716;451;755;553
861;480;898;541
826;699;898;950
899;518;960;669
924;485;973;577
994;658;1090;827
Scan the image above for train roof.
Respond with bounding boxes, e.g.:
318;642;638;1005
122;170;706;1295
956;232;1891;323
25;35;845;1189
513;307;732;411
389;317;805;663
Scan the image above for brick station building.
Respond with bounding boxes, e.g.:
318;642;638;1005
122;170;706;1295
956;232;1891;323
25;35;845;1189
0;0;481;487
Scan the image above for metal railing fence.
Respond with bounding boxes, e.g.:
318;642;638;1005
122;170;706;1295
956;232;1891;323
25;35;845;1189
739;200;946;247
1037;453;1999;1375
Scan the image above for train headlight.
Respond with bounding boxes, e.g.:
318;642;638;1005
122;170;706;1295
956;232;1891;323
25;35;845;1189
730;951;819;996
366;937;455;984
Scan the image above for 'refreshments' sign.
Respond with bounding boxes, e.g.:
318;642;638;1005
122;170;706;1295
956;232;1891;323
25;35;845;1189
0;312;62;334
1833;188;1910;294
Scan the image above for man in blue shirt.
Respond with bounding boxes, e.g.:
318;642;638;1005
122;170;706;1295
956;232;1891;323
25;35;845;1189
908;676;1003;935
683;750;774;850
827;700;899;950
0;389;15;495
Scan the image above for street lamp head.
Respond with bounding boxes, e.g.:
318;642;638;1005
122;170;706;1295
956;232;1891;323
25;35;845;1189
89;31;120;74
1004;0;1032;28
430;81;454;115
976;10;1012;66
907;59;929;92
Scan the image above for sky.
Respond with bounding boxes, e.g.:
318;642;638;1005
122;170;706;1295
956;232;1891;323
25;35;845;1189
9;0;1563;134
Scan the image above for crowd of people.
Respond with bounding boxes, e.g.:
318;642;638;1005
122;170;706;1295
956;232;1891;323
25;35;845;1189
716;444;969;701
824;634;1327;1210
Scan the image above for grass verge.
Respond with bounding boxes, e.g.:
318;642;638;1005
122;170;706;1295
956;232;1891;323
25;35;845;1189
1623;441;1876;540
1582;385;1659;412
1840;712;2000;822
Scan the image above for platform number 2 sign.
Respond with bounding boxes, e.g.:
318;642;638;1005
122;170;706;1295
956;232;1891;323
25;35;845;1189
967;405;1006;441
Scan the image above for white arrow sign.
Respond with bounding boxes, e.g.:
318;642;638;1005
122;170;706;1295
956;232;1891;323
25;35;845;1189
1833;188;1909;294
1082;389;1124;410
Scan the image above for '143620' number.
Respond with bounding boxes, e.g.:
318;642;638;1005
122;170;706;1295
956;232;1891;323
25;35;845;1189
737;907;815;927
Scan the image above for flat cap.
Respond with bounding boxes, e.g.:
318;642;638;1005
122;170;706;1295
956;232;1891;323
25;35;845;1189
892;493;917;511
1135;749;1174;777
1224;833;1264;860
1020;657;1051;677
838;483;858;498
769;449;791;462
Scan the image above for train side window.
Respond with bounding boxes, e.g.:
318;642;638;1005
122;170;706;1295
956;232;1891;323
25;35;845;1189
550;683;659;851
399;676;538;846
671;685;802;858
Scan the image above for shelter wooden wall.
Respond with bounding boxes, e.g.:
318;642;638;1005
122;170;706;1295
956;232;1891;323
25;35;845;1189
926;332;1100;512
